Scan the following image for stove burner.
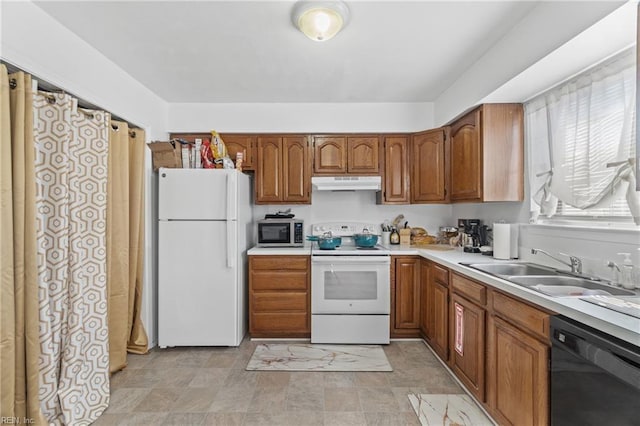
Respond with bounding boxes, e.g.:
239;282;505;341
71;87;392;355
356;246;379;251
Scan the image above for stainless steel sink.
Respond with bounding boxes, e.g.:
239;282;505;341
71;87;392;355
460;262;636;298
506;275;636;297
463;262;560;277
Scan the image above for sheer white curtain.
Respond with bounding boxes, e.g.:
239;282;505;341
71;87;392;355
526;48;638;224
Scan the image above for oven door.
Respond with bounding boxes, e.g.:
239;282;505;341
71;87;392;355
311;256;390;314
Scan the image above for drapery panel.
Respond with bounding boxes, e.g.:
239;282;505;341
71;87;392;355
107;121;148;373
0;66;45;424
34;92;110;425
526;48;638;223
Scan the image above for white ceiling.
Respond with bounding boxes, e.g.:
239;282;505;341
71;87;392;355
32;1;622;104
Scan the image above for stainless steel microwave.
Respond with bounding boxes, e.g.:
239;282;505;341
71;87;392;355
257;219;304;247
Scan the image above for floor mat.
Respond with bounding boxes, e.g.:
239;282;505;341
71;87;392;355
408;394;493;425
245;343;393;371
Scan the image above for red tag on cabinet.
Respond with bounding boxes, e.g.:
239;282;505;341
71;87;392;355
454;302;464;356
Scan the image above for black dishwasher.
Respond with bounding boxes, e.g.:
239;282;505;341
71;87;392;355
550;316;640;426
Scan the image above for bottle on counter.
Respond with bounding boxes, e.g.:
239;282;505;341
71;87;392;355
618;253;635;290
390;227;400;245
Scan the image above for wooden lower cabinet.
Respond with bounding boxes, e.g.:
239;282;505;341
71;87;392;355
391;256;421;337
428;274;449;361
486;315;549;426
249;255;310;337
450;292;486;402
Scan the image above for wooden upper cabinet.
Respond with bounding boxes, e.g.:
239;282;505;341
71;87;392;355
450;110;482;201
313;135;380;175
381;135;410;204
169;132;255;170
256;135;310;204
347;136;380;174
282;136;311;203
256;136;282;203
411;128;449;203
313;136;347;174
221;134;255;170
449;104;524;202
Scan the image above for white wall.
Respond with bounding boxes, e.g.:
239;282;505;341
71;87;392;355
433;1;625;125
1;1;170;347
450;1;639;278
253;191;454;237
168;102;434;133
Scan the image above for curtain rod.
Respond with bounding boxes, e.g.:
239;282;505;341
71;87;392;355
1;59;142;130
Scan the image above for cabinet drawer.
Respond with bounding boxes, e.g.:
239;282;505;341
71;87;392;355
492;291;550;341
452;273;486;306
432;264;449;285
251;271;308;291
250;256;308;270
252;292;307;312
250;312;308;334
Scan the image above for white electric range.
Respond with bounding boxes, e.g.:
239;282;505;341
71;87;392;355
310;222;391;344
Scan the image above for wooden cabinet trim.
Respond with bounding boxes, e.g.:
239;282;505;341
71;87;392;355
347;136;381;174
450;293;486;401
250;256;309;270
252;292;307;312
432;264;449;286
313;136;347;174
451;273;486;306
491;290;551;342
486;315;549;426
381;135;411;204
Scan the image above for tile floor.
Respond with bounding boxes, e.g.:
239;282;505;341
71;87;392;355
94;339;465;426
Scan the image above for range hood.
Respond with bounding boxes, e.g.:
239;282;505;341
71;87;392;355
311;176;382;191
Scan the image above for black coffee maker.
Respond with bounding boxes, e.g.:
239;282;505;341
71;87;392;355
458;219;483;253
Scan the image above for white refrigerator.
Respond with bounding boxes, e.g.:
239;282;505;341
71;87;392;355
158;168;252;347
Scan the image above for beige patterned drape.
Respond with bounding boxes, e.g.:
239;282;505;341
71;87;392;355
107;121;148;373
34;92;110;425
0;66;45;424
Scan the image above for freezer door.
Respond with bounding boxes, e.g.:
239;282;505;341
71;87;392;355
158;168;237;220
158;220;240;346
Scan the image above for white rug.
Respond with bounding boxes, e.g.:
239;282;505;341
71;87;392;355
245;343;393;371
408;394;493;426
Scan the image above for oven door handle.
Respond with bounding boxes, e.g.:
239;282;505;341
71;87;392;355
553;329;640;391
311;256;391;264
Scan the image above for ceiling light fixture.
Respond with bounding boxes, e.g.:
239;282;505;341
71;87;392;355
292;1;350;42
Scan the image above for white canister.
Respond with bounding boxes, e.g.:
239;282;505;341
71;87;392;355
493;223;519;259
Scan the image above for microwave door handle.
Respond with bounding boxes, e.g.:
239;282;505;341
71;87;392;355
554;329;640;391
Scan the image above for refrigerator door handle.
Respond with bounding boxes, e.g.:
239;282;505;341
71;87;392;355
226;171;237;220
226;220;236;268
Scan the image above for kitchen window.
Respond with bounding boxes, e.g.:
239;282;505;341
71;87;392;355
525;47;637;225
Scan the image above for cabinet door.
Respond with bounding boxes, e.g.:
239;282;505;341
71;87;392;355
313;136;347;174
282;136;310;203
430;280;449;362
220;134;255;170
249;256;310;338
419;259;430;338
450;293;485;401
411;128;448;203
487;316;549;426
347;136;380;174
383;135;410;204
450;109;482;201
392;257;420;333
256;136;282;203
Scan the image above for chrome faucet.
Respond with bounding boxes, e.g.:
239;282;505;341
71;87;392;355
531;248;583;274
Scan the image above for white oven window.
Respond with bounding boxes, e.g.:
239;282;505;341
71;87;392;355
324;271;378;300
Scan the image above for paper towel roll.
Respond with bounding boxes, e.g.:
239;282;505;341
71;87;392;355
493;223;518;259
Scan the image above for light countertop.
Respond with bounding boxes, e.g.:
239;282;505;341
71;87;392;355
248;244;640;347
